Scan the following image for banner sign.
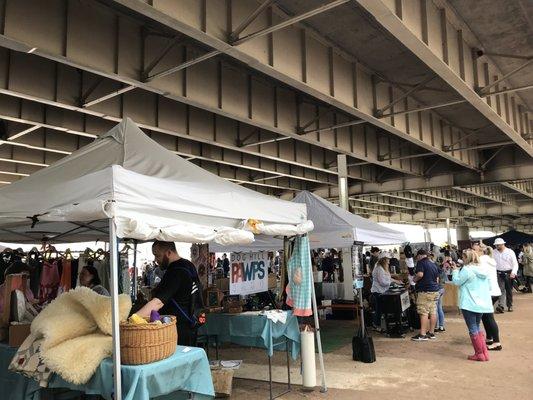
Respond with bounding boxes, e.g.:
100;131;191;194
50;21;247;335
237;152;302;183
230;252;268;296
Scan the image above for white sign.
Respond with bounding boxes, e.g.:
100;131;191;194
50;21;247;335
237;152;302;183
400;291;410;312
230;252;268;296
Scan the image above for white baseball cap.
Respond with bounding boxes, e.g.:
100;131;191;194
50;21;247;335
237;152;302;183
494;238;506;245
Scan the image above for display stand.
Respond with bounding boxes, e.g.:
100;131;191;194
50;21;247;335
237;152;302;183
283;236;327;394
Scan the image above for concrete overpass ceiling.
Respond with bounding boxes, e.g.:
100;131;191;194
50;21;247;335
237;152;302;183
0;0;531;231
448;0;533;110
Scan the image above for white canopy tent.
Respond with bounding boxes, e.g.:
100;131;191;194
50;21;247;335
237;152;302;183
211;190;406;252
0;118;312;244
0;118;316;398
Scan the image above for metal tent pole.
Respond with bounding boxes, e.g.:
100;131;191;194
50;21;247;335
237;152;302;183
132;240;138;300
309;260;328;393
108;218;122;400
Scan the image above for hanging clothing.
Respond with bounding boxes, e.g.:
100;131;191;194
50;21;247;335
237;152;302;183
93;258;111;292
76;254;90;288
285;236;313;317
120;255;131;295
58;259;73;295
39;261;60;303
70;259;79;289
27;252;42;299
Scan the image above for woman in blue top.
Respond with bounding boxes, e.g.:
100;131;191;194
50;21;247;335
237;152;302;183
451;249;493;362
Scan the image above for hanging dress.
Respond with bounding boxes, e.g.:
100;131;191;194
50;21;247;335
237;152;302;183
286;236;313;317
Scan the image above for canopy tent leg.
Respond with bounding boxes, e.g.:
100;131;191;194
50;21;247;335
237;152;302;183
109;218;122;400
309;258;328;393
132;240;138;300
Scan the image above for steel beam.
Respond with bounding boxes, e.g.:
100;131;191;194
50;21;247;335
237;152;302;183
379;99;467;119
375;75;435;117
232;0;351;46
0;90;369;182
478;59;533;95
83;85;135;108
103;0;481;171
480;145;508;170
0;140;72;155
501;181;533;199
453;186;511;205
229;0;276;42
299;119;366;135
144;50;221;82
356;0;533;156
0;170;29;177
6;125;41;141
0;157;49;167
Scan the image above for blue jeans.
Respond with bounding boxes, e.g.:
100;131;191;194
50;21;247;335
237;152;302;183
462;309;483;335
437;288;445;328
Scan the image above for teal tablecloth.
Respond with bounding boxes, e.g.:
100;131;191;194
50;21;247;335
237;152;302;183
0;343;214;400
198;311;300;359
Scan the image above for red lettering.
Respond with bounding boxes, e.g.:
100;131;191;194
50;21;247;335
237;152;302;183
231;262;244;283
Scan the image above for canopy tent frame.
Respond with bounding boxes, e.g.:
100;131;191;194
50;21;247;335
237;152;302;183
0;118;316;399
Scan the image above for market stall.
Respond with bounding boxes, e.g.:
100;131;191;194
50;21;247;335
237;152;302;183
210;192;407;369
0;118;313;399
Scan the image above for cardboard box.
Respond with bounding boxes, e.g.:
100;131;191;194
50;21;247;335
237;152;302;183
9;323;31;347
212;368;234;398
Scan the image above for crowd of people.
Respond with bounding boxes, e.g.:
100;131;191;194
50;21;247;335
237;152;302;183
408;239;533;361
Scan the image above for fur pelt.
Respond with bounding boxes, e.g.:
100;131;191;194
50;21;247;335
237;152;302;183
31;286;131;385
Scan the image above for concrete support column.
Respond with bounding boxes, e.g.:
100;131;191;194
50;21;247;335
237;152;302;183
456;223;471;251
337;154;349;211
446;218;452;246
337;154;352;300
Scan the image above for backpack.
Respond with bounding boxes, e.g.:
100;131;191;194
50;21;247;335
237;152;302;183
171;266;206;329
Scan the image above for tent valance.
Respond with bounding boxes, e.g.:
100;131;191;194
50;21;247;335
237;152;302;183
211;190;406;252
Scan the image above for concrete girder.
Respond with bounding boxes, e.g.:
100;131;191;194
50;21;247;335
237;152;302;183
453;186;514;206
369;203;533;225
0;1;433;177
97;0;482;171
382;191;469;210
0;105;341;189
347;164;533;195
356;0;533;156
0;46;384;183
0;88;373;183
408;189;477;208
501;181;533;200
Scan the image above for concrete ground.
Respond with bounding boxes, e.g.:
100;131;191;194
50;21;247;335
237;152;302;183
214;292;533;400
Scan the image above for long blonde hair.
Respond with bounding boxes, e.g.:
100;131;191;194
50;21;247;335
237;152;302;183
482;245;493;258
377;257;390;273
462;249;480;265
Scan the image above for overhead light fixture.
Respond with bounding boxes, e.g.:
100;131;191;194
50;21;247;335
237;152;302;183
27;47;38;54
0;180;11;184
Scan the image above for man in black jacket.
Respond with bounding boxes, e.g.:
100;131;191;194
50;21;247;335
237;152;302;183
137;241;199;346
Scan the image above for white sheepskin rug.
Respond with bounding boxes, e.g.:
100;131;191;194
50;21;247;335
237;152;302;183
30;286;131;385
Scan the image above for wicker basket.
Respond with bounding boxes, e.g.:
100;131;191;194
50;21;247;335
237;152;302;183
120;316;177;365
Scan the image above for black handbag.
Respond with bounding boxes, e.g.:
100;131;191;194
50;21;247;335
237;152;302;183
352;325;376;363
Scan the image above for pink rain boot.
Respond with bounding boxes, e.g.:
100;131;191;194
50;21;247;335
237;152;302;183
468;333;486;361
478;332;489;361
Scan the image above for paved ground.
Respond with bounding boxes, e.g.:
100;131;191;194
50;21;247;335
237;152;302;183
215;292;533;399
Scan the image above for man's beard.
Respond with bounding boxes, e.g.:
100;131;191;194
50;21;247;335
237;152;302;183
160;255;170;269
